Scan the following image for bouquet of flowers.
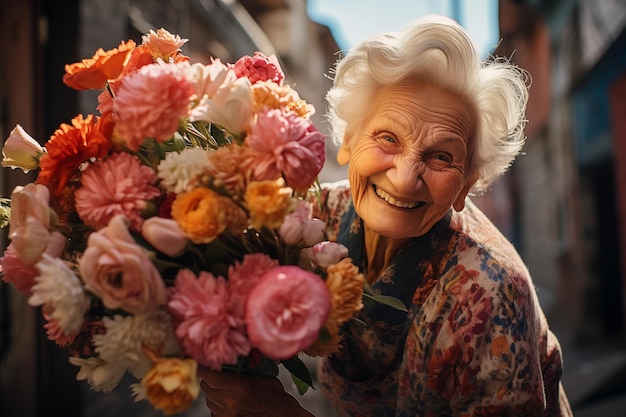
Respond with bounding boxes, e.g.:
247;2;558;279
0;28;367;414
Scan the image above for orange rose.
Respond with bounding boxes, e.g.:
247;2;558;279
244;179;294;229
140;357;200;415
171;187;226;244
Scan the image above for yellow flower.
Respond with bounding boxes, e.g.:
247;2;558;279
251;80;315;118
244;179;294;229
325;258;365;328
140;357;200;415
171;187;226;244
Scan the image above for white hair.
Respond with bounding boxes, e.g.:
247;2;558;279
325;14;529;194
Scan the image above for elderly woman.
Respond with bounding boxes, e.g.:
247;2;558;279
199;14;573;417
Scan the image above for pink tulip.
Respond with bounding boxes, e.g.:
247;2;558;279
1;124;45;173
142;217;188;256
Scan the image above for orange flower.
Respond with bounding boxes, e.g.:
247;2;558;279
251;80;315;118
244;179;294;229
171;187;226;244
204;144;250;198
141;28;188;61
140;357;200;415
63;40;136;90
325;258;365;328
37;114;113;196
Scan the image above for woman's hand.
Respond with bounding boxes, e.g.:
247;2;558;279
198;367;315;417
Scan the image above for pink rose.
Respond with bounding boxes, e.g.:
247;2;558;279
300;241;349;270
8;183;63;265
141;216;188;256
245;265;330;360
232;52;285;85
78;215;167;314
227;253;279;318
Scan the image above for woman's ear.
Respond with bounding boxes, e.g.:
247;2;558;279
337;140;351;165
336;130;355;166
452;174;478;212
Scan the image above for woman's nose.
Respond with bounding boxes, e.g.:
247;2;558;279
388;157;424;193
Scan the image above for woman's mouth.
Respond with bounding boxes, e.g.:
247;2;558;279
372;185;425;209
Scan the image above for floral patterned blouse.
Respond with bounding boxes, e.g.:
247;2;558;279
313;182;573;417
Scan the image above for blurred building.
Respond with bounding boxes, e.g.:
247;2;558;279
492;0;626;344
481;0;626;410
0;1;341;416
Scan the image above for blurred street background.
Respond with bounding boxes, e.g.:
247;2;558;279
1;0;626;416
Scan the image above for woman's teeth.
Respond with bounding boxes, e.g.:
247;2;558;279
373;185;421;209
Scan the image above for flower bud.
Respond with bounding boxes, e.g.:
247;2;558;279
142;217;188;257
302;218;325;247
309;241;349;269
1;125;45;173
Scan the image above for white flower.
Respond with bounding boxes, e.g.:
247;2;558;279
94;310;180;379
187;60;236;104
28;254;89;334
157;147;212;193
189;76;254;136
1;124;45;173
69;356;127;393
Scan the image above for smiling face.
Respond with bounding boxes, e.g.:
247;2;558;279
337;80;477;239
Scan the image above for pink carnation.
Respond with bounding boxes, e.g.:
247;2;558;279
75;152;160;231
246;265;330;360
227;253;279;318
43;313;78;348
232;52;285;85
245;109;325;191
168;269;250;370
0;243;39;295
113;60;194;151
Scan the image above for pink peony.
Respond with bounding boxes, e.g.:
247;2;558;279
245;109;325;191
168;269;250;370
227;253;279;318
232;52;285;85
75;152;161;232
245;265;330;360
113;60;194;151
0;243;39;295
78;215;167;315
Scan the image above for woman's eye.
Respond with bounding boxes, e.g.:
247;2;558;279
427;152;453;167
377;134;395;143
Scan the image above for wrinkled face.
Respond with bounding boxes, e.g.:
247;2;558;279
337;80;477;239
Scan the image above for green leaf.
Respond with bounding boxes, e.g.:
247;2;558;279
362;292;408;312
281;356;314;395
